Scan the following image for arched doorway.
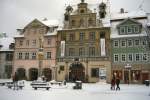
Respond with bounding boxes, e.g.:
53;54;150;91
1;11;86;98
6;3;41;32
69;62;85;82
42;68;52;81
17;68;26;80
29;68;38;81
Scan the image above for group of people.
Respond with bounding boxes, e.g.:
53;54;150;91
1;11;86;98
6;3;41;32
111;76;120;91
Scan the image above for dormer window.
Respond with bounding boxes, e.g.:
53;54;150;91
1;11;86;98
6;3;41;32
120;27;125;34
118;18;142;35
127;26;132;33
133;26;139;33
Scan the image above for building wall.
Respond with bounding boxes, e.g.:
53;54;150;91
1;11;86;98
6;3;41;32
56;1;111;83
13;19;57;80
0;51;13;79
111;17;150;83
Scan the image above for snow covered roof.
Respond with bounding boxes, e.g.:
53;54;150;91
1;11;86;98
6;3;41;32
0;37;14;51
111;32;147;39
111;9;147;20
44;30;57;36
41;19;59;27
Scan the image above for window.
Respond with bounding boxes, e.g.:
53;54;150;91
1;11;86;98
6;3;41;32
128;40;133;47
91;68;99;77
25;53;29;60
5;65;12;78
88;18;93;26
18;53;22;59
69;33;75;41
32;40;36;46
47;38;51;45
135;53;140;61
89;47;95;56
32;52;36;59
142;53;148;61
47;52;51;59
5;53;13;61
72;20;75;26
19;40;23;46
133;26;139;33
69;48;75;56
114;40;119;47
114;54;119;62
80;9;85;13
135;40;140;46
100;32;105;38
142;40;147;46
120;27;125;34
89;32;95;40
121;40;126;47
128;54;133;62
121;54;126;62
79;32;85;41
26;40;29;46
79;48;85;56
127;26;132;33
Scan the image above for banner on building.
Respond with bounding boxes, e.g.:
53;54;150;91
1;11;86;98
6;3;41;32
61;41;65;57
100;38;106;56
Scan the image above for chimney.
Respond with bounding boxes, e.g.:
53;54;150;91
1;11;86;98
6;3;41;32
120;8;124;13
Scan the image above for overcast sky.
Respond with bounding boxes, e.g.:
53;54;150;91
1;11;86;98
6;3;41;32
0;0;150;37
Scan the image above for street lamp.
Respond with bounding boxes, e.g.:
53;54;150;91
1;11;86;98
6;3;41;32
125;64;132;84
38;37;44;78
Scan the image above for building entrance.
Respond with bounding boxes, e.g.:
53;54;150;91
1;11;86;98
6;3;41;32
69;62;85;82
29;68;38;81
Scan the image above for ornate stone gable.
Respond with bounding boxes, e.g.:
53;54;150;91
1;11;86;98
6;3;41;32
24;19;46;29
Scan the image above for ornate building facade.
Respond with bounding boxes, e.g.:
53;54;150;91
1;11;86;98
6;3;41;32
56;0;111;83
13;19;58;81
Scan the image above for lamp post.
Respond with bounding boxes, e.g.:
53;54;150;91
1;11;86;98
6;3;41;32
38;37;44;78
125;64;132;84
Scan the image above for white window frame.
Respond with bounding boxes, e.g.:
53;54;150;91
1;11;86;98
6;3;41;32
135;39;140;46
121;54;126;62
121;40;126;47
128;53;133;62
114;40;119;47
135;53;141;61
127;26;132;33
127;39;133;47
133;26;139;33
120;27;125;34
142;40;147;46
142;53;148;61
114;54;119;62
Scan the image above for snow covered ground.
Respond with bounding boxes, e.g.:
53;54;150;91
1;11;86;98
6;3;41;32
0;79;150;100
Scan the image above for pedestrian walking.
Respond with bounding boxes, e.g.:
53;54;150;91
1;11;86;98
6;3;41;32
111;78;115;90
116;77;120;90
13;72;19;90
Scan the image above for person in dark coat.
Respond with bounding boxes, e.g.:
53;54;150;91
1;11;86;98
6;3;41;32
116;77;120;90
111;78;115;90
13;72;19;90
